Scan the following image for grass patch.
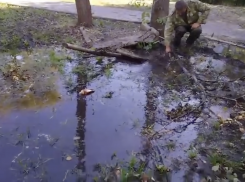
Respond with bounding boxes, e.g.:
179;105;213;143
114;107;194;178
188;150;198;159
0;3;81;52
0;2;139;53
0;48;69;112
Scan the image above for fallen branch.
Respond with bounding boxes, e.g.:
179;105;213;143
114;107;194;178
63;43;147;60
207;94;237;103
116;48;147;60
149;116;201;140
204;35;245;50
63;43;121;57
207;93;245;106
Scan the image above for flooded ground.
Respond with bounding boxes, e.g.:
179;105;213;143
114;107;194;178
0;41;245;182
1;3;245;182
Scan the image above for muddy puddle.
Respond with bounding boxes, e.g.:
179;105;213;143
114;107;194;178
0;44;245;182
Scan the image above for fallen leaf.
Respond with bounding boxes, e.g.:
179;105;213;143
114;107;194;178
212;165;219;172
240;128;245;133
66;156;72;161
237;115;243;121
79;89;95;96
12;76;19;81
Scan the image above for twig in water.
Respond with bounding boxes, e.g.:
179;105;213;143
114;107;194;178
12;152;23;163
82;55;98;59
207;93;239;107
63;170;69;182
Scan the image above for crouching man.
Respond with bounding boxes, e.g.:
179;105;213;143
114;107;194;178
164;0;210;54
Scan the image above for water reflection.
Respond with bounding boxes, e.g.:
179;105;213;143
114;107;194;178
75;62;87;180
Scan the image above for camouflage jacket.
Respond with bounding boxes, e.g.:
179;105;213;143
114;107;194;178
164;0;210;46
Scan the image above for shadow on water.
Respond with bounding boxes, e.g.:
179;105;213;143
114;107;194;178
0;43;245;181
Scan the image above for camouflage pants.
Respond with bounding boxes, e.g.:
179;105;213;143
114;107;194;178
173;25;202;47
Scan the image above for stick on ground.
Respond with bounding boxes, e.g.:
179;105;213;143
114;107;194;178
63;43;147;61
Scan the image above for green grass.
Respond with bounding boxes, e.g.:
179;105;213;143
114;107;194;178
0;3;80;52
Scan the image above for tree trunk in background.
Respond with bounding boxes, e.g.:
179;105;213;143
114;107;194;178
150;0;169;36
75;0;93;27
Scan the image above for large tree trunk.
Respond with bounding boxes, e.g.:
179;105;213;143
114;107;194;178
150;0;169;37
75;0;93;27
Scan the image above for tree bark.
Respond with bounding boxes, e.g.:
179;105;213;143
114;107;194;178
150;0;169;37
75;0;93;27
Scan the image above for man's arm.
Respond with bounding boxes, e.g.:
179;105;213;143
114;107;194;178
195;1;210;24
164;16;175;47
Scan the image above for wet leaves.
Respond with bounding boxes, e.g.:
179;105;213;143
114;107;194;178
166;102;202;121
79;88;95;96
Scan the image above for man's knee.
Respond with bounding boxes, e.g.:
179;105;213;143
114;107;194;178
175;26;187;35
191;27;202;36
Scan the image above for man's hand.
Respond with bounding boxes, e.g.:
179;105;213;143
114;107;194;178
191;23;200;29
165;46;171;53
165;46;172;57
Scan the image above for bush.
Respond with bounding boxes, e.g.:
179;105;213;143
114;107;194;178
200;0;245;6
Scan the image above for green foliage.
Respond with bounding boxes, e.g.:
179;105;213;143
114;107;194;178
188;150;198;159
129;0;151;8
141;11;150;23
156;17;167;25
49;51;66;73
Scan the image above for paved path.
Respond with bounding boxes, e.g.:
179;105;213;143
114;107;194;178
1;0;245;43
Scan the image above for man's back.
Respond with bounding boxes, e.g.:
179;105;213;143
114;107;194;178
168;0;210;26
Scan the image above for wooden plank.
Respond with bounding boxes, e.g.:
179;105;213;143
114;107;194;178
93;31;157;50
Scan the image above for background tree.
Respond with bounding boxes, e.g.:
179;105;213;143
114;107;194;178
75;0;93;27
150;0;169;36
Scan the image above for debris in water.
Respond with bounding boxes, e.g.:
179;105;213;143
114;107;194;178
141;173;151;182
105;165;121;182
16;55;23;61
79;89;95;96
66;156;72;161
103;91;114;98
241;134;245;140
73;136;80;140
213;44;226;54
